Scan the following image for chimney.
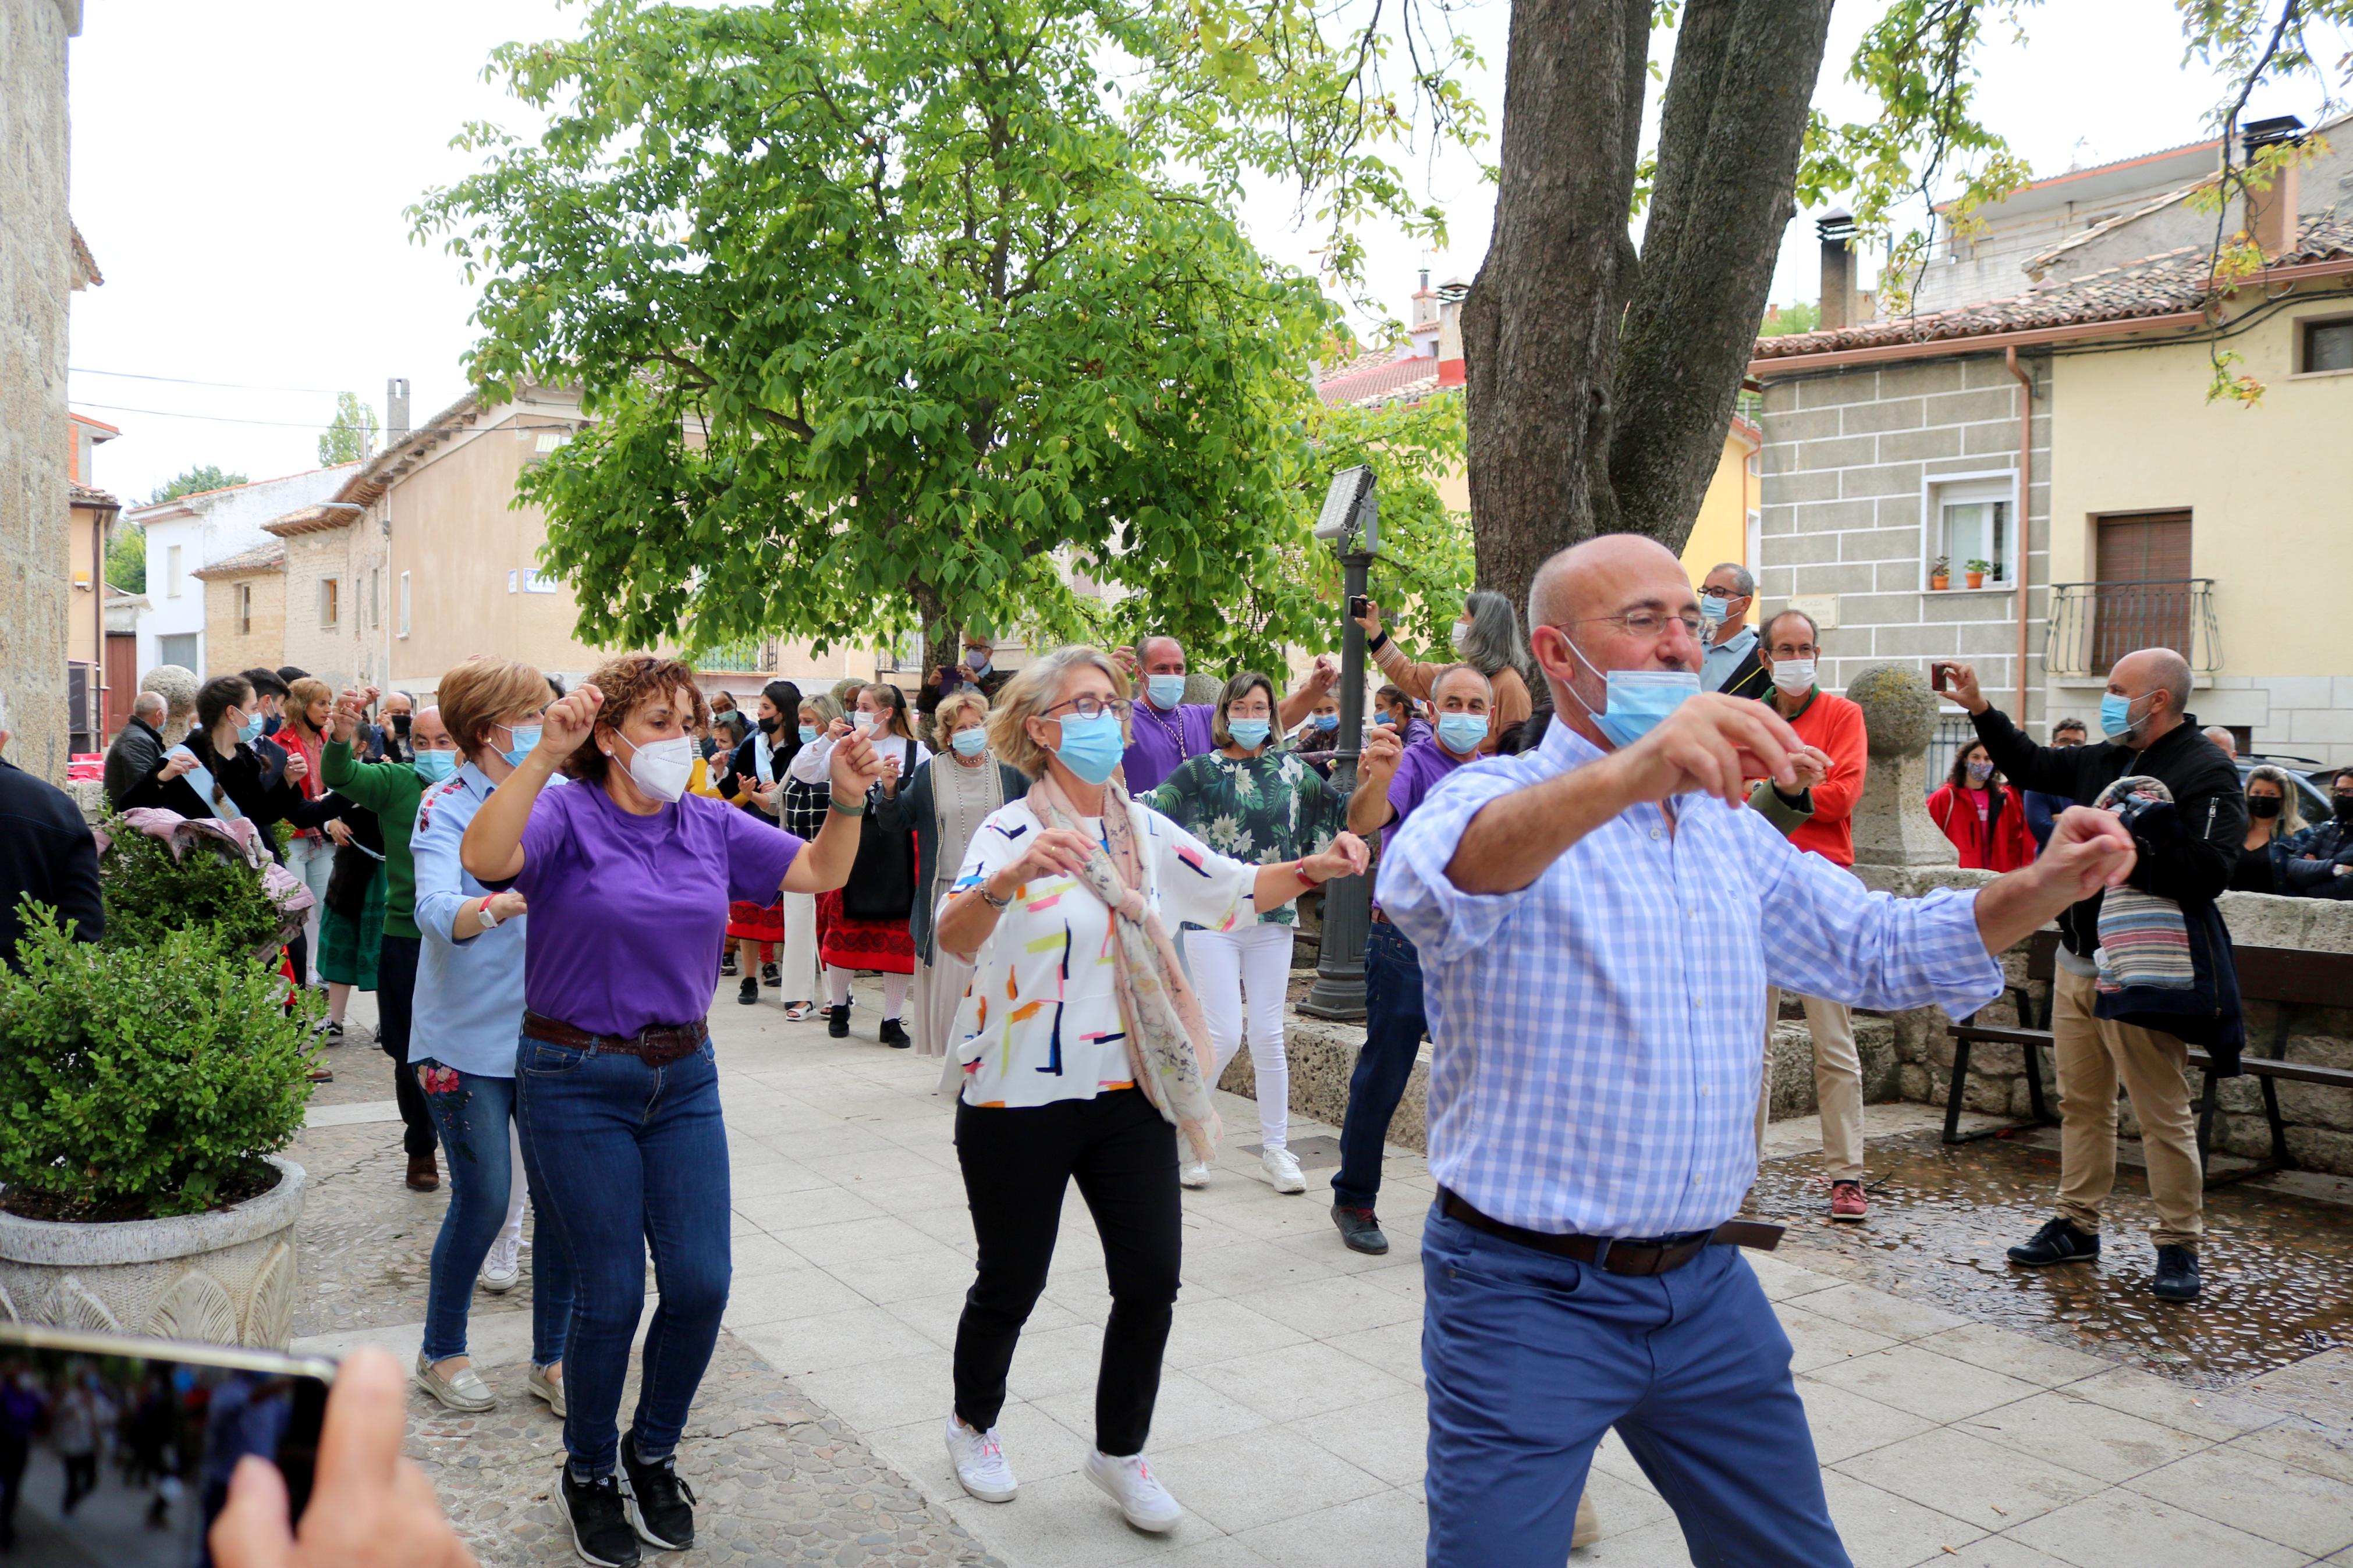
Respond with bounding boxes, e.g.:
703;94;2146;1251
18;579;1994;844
1410;267;1438;330
1816;211;1858;331
2242;115;2306;258
1436;279;1467;389
386;377;412;444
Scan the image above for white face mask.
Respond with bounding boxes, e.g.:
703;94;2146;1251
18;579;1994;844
852;710;879;734
1449;621;1471;651
1772;657;1816;693
614;733;695;803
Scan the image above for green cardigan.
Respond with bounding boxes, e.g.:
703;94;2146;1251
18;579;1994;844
320;739;425;940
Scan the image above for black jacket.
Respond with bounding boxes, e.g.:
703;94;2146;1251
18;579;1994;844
0;756;105;968
1971;706;2244;958
1715;642;1772;701
184;735;346;842
104;717;173;812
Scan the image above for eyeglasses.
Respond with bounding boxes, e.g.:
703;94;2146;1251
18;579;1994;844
1562;609;1708;641
1042;696;1133;721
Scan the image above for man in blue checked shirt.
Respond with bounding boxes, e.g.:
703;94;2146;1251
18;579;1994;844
1379;535;2137;1568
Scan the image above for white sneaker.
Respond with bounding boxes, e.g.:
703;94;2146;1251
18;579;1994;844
1179;1161;1211;1190
1086;1449;1182;1533
479;1233;522;1293
1259;1146;1307;1194
945;1416;1017;1503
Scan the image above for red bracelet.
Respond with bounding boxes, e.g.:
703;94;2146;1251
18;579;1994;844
1294;859;1319;887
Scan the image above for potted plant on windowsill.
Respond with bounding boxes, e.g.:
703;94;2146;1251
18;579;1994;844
1965;558;1990;589
0;811;318;1348
1929;556;1951;591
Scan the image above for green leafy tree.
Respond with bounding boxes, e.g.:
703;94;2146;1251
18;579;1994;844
318;392;379;467
415;0;1426;677
1756;300;1821;339
147;464;248;506
104;524;145;593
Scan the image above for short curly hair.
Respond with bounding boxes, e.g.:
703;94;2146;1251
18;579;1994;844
568;653;709;784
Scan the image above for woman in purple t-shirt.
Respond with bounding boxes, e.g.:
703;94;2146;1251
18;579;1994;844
461;653;881;1561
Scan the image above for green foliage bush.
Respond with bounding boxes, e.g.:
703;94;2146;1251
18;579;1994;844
0;912;311;1217
95;824;281;958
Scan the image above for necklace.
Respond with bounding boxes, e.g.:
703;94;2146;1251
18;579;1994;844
1142;699;1191;760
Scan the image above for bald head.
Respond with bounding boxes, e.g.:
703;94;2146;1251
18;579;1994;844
2109;646;2194;749
1527;534;1691;632
1526;535;1708;749
132;691;167;724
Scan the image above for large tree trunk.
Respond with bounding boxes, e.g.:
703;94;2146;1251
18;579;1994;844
1461;0;1650;617
1463;0;1834;617
1609;0;1833;541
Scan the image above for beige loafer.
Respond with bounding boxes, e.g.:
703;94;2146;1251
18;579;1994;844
528;1362;567;1418
414;1353;495;1412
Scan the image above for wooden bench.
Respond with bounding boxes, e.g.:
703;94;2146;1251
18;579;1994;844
1944;932;2353;1186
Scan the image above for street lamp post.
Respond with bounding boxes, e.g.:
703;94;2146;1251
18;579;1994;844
1301;466;1377;1022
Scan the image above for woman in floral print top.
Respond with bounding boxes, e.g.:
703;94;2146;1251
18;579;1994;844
1147;671;1346;1193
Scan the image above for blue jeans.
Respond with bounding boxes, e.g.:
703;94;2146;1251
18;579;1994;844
516;1034;732;1478
1421;1210;1848;1567
416;1063;573;1368
1332;919;1425;1213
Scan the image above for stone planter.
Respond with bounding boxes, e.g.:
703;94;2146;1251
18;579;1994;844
0;1156;306;1349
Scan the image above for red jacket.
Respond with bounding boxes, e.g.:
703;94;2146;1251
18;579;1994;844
1767;687;1867;867
1926;781;2036;872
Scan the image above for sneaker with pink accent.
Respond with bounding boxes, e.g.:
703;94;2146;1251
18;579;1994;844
1086;1448;1183;1533
1830;1181;1869;1222
944;1416;1016;1503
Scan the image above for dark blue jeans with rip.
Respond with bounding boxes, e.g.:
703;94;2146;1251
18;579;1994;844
416;1061;574;1370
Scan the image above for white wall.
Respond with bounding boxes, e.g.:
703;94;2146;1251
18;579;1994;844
131;464;356;678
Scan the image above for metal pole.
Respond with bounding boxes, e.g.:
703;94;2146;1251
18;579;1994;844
1300;536;1374;1021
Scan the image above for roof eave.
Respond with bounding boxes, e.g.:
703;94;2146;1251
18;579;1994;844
1748;309;2211;377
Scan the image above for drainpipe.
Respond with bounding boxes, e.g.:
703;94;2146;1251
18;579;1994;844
2005;346;2033;719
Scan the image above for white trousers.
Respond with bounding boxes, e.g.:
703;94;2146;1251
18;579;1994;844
287;835;336;985
1183;923;1294;1151
498;1121;527;1249
777;889;819;1001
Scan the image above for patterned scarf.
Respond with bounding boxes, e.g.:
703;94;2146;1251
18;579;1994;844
1026;767;1222;1165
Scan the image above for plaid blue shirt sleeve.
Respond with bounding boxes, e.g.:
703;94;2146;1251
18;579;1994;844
1380;722;2003;1237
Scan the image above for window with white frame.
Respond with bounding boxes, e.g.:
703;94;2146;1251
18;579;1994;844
399;571;411;638
370;568;381;629
1921;472;2018;590
166;545;183;599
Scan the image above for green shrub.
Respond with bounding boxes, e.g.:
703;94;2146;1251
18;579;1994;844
95;822;282;958
0;910;313;1218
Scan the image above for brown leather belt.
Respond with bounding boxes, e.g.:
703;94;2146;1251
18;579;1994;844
1369;907;1392;925
521;1011;709;1068
1438;1189;1783;1278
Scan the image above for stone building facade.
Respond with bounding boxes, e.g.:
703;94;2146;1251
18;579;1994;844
192;540;288;684
1;0;84;780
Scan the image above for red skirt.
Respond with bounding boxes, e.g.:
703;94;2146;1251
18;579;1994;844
726;899;783;943
816;888;915;975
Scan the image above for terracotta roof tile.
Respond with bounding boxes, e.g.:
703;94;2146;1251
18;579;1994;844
192;539;286;579
1752;212;2353;364
261;502;361;538
69;482;120;509
1316;356;1447;407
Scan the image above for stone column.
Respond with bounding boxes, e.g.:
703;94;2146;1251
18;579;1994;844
1845;662;1957;867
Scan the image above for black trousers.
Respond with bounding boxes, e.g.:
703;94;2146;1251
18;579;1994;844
376;934;436;1158
953;1088;1181;1457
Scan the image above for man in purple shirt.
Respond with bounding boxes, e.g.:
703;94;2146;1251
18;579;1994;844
1113;635;1340;795
1333;663;1494;1256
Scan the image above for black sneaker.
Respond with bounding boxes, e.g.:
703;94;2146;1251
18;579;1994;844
620;1441;696;1551
828;1004;851;1039
2006;1217;2100;1268
761;962;780;987
559;1467;640;1567
1331;1203;1389;1256
721;951;738;977
737;975;760;1006
2152;1245;2201;1303
879;1018;911;1049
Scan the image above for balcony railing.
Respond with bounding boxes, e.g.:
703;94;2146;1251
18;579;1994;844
2045;579;2220;678
688;638;777;674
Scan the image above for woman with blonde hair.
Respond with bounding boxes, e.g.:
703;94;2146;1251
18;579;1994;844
877;687;1027;1069
2233;764;2308;893
278;675;350;993
792;681;931;1041
928;645;1365;1530
462;653;881;1562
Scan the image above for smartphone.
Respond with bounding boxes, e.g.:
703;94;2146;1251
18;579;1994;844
0;1321;335;1565
1930;662;1950;692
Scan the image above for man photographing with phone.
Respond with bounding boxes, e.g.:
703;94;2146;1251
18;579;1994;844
1935;653;2242;1304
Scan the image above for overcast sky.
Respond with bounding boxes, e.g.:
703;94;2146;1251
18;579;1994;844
66;1;2336;506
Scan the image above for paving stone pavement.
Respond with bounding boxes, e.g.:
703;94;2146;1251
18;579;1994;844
293;983;2353;1567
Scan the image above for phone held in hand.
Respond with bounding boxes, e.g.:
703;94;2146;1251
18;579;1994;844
0;1321;335;1564
1930;662;1950;692
1347;595;1368;620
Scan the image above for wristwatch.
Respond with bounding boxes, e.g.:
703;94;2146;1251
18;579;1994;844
979;883;1013;909
476;896;501;930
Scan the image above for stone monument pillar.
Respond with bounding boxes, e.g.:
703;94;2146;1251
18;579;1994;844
1845;662;1958;867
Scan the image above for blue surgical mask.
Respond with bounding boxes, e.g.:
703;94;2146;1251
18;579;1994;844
1051;711;1127;785
951;728;988;758
1701;594;1732;625
499;724;542;767
2100;691;2144;740
1227;718;1272;751
1436;713;1488;755
1145;674;1187;710
798;724;819;745
1563;636;1700;748
1309;713;1340;732
235;712;264;746
1375;712;1397;727
413;750;457;784
964;653;991;677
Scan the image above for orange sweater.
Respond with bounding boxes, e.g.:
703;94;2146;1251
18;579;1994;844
1766;687;1867;867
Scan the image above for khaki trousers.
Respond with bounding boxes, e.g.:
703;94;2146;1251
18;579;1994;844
1756;990;1866;1182
2050;966;2204;1248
